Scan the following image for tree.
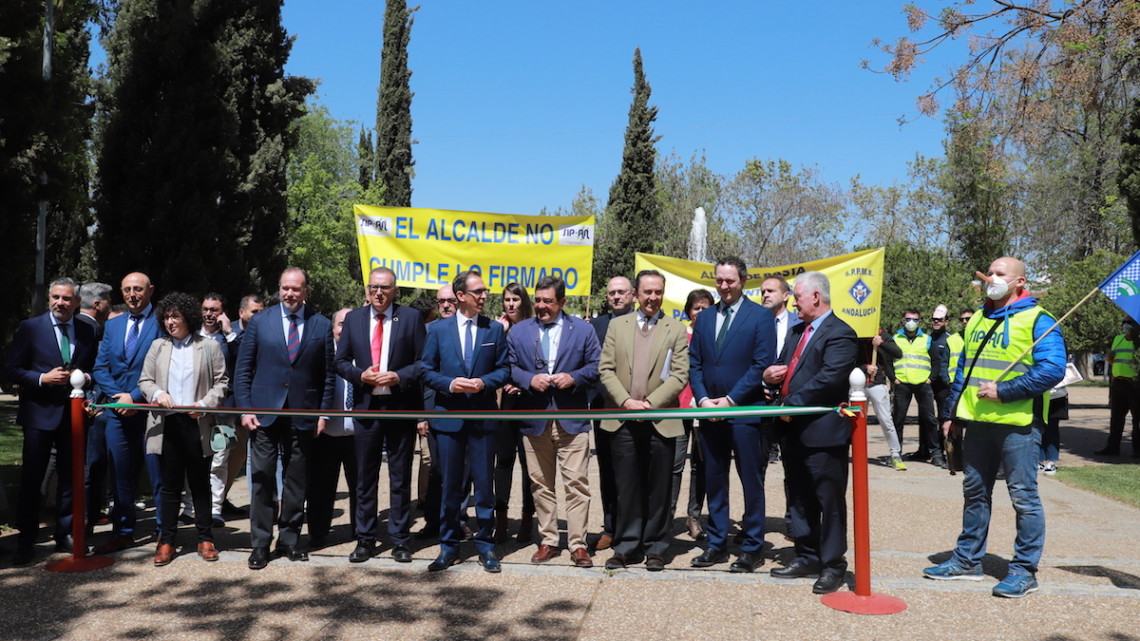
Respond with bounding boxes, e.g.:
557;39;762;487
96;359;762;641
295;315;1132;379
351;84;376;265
719;158;849;267
654;151;735;262
849;154;947;249
286;102;379;313
95;0;313;306
1117;97;1140;249
596;47;661;286
357;127;374;190
373;0;416;207
1040;249;1130;371
877;242;975;335
0;0;95;349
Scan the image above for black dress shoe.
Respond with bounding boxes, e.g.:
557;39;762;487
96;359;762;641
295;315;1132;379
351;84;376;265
248;547;270;570
392;544;413;563
221;500;247;516
275;544;309;562
349;541;375;563
730;551;763;573
428;550;459;572
812;571;845;594
690;549;729;568
770;559;821;578
478;551;501;573
604;553;627;570
309;535;327;550
645;555;666;572
415;523;440;540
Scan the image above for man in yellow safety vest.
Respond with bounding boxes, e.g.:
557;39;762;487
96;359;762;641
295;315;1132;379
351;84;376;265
1096;318;1138;457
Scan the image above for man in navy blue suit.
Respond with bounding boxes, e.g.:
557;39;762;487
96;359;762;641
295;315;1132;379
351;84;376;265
91;272;162;554
419;269;509;573
234;267;335;570
335;267;425;564
688;256;777;573
4;278;97;565
764;271;858;594
508;275;601;568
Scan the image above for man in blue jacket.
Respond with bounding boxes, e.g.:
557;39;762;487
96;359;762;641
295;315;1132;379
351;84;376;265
924;257;1065;598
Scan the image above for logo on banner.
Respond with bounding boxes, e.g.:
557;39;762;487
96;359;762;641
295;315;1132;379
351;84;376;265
849;278;871;306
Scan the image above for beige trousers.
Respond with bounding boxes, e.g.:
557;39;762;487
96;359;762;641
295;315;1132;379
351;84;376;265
523;420;592;551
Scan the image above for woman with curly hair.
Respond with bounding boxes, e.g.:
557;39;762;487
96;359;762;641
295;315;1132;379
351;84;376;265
138;292;229;566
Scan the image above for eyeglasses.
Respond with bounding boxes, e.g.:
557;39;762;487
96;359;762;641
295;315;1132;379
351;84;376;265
462;288;489;297
367;284;396;292
931;317;946;322
959;316;973;323
436;298;458;306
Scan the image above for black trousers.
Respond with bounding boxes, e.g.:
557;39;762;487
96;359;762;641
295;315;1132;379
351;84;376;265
594;425;617;535
249;415;311;549
493;420;535;515
610;422;675;558
782;438;849;574
1108;377;1140;452
306;433;357;542
893;381;940;456
158;414;213;544
17;421;74;551
354;396;416;546
667;419;705;521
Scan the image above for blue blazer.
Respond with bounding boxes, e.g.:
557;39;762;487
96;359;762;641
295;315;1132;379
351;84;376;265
93;306;161;406
334;303;425;410
419;313;509;432
4;313;97;430
688;296;777;426
777;312;859;448
233;304;335;430
507;313;601;435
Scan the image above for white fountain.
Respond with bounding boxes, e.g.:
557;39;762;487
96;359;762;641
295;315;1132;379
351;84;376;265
688;207;708;263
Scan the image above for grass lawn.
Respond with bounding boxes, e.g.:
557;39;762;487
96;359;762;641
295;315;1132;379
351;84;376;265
1055;464;1140;508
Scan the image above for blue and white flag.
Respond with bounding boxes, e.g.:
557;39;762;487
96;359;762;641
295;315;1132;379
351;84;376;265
1099;249;1140;323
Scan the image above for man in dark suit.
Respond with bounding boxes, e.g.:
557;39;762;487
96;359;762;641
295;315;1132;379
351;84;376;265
91;272;162;554
508;275;601;568
307;308;358;550
234;267;335;570
688;257;777;573
76;282;111;529
588;276;634;551
419;269;510;573
335;267;425;564
77;282;111;341
597;270;689;571
4;278;97;565
764;271;858;594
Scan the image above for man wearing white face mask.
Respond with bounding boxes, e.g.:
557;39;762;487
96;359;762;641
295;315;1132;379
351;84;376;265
924;257;1065;599
888;309;943;467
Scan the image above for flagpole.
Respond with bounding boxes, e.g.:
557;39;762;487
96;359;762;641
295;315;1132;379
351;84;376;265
993;286;1101;383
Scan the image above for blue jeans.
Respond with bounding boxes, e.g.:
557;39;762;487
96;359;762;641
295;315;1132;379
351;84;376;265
951;422;1045;575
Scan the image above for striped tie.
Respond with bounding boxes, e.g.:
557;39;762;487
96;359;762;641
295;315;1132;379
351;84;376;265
287;314;300;362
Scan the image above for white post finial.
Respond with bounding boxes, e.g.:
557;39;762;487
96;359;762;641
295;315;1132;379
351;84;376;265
69;369;86;399
848;367;866;403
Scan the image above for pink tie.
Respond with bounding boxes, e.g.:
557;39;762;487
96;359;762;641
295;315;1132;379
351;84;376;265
781;324;813;398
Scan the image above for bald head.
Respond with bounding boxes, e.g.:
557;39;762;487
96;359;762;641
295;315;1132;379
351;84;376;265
990;257;1026;279
986;256;1027;306
606;276;634;314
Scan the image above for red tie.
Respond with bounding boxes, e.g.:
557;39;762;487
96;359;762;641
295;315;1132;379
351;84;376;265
781;324;813;398
371;313;385;367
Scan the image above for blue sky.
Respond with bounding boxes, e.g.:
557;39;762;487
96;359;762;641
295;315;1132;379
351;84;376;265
283;1;957;217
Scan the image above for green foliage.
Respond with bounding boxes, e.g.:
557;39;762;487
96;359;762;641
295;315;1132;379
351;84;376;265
939;114;1012;275
596;47;661;290
654;151;734;262
1117;96;1140;249
0;0;96;350
94;0;313;307
877;242;975;335
374;0;415;207
1038;249;1129;357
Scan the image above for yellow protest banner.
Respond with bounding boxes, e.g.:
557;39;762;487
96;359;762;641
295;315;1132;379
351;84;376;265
354;205;595;294
634;248;885;337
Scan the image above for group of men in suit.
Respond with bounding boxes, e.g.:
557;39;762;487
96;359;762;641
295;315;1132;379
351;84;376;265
4;261;859;592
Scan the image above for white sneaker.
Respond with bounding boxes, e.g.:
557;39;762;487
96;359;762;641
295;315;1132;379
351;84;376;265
1042;461;1057;476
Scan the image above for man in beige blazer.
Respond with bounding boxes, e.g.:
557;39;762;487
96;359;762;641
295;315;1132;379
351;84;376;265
598;270;689;571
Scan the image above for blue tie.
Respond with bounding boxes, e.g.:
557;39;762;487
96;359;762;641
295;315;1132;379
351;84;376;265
463;319;475;371
124;314;143;362
541;324;553;366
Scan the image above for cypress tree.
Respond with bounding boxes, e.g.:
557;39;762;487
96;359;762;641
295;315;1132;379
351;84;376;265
373;0;416;207
597;47;661;286
1118;96;1140;250
358;127;374;190
95;0;313;302
0;0;95;344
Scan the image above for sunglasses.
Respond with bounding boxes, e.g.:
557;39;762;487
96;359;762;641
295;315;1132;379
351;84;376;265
959;317;972;323
931;317;946;322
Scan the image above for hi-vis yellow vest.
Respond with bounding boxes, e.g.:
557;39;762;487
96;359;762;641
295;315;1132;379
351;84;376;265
956;306;1051;427
1110;334;1136;379
894;331;932;385
946;333;964;383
